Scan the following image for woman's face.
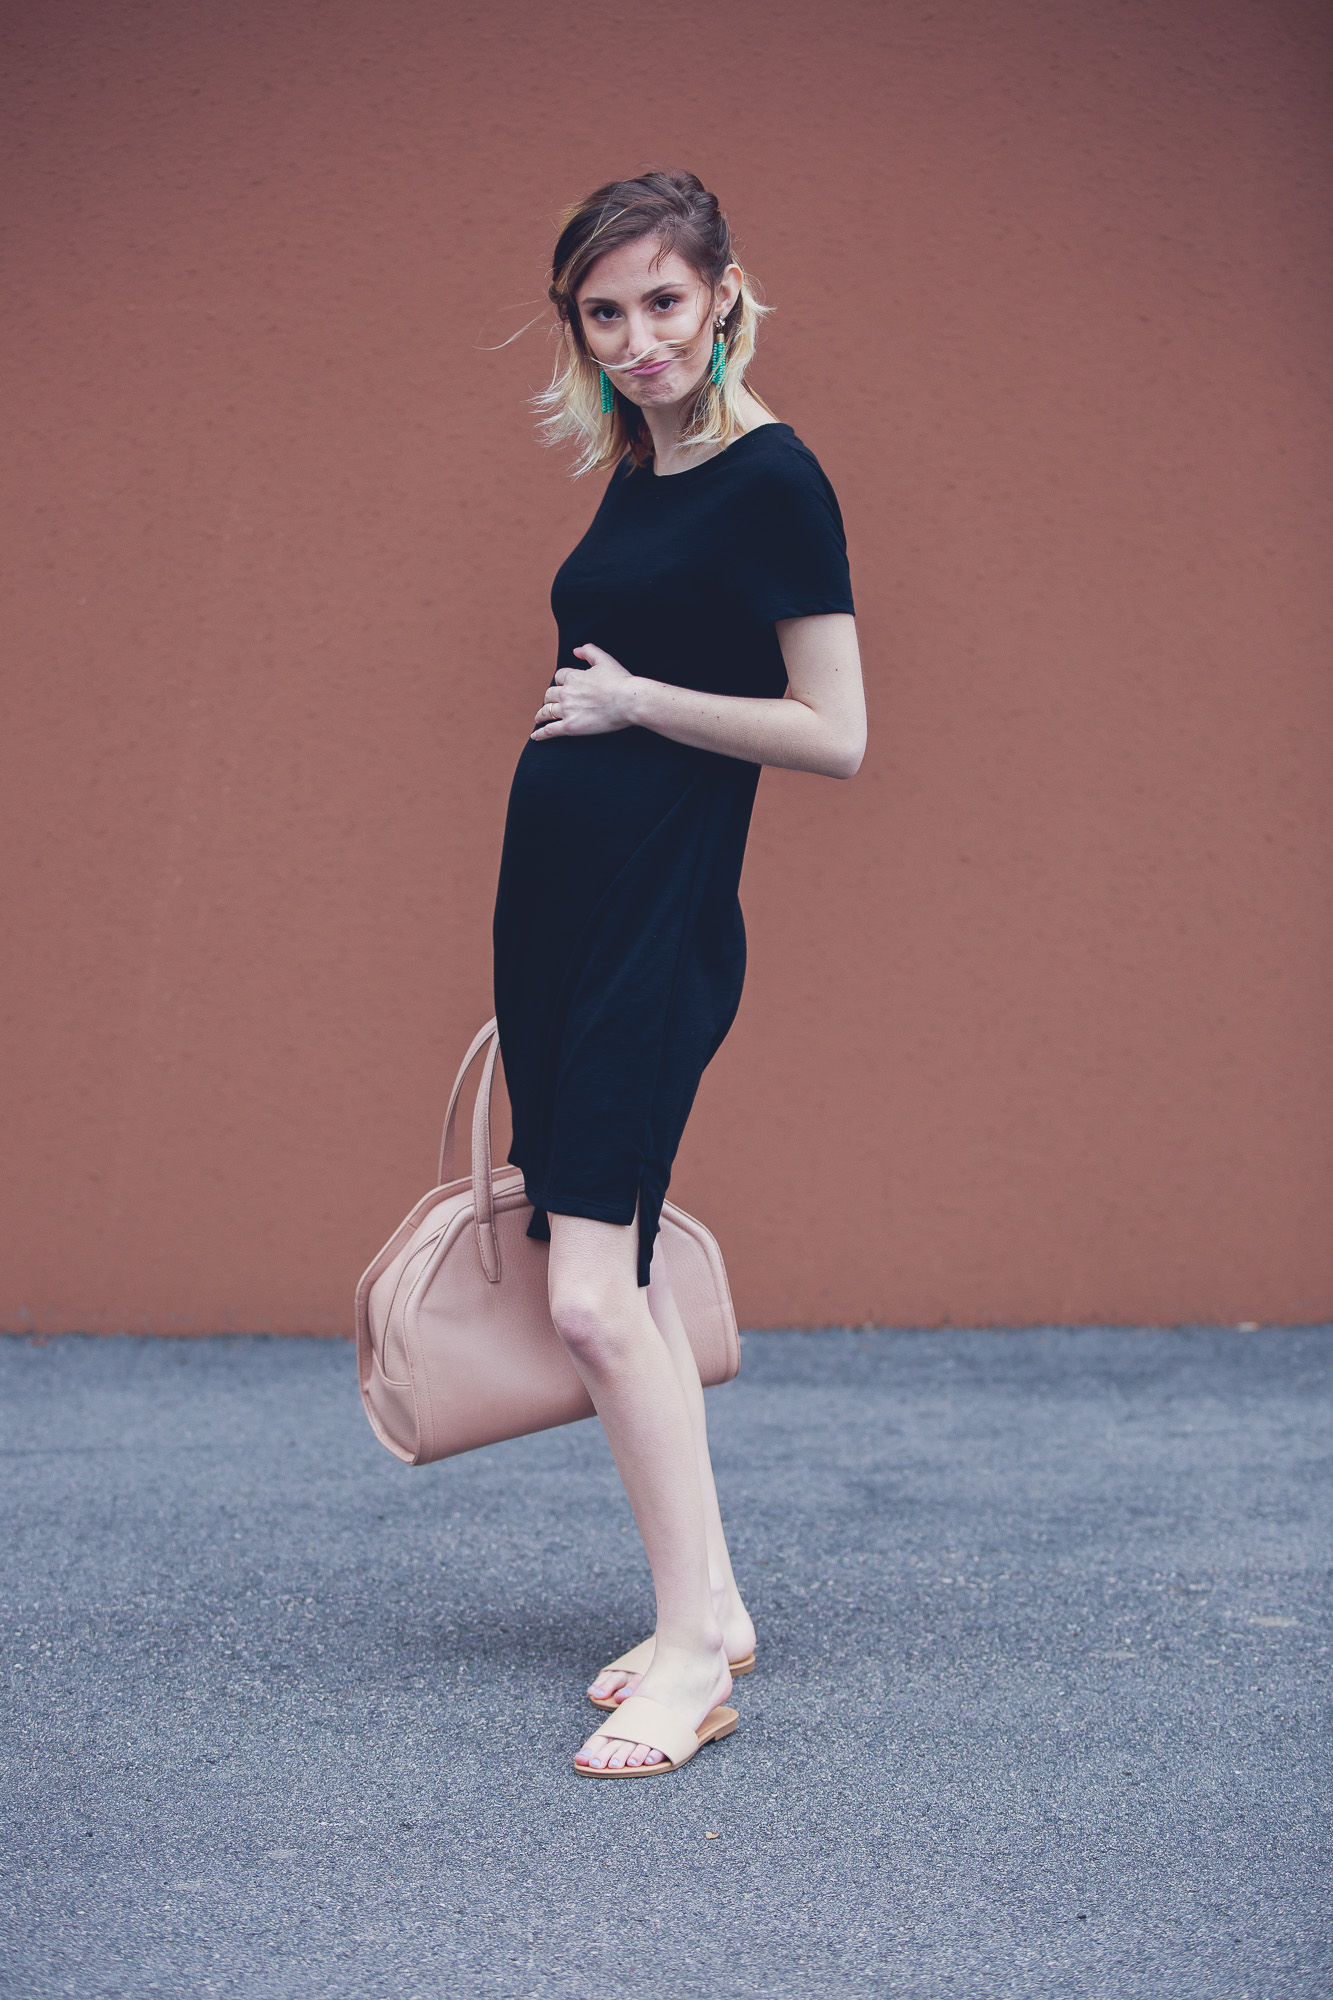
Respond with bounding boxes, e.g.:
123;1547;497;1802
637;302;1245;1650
574;237;739;412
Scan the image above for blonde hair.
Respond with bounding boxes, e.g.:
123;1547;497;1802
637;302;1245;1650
534;170;772;477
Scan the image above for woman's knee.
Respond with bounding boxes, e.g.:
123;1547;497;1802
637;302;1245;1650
548;1282;637;1371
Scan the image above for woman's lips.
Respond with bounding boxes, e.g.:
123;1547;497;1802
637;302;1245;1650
627;357;672;377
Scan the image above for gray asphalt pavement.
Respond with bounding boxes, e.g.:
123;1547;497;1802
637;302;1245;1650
2;1326;1329;1999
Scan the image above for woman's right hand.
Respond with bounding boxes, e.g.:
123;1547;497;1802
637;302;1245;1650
530;645;642;740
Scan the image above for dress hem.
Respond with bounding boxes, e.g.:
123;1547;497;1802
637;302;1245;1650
514;1167;658;1288
524;1191;638;1228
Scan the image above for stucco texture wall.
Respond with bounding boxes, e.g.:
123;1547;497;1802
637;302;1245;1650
2;0;1330;1333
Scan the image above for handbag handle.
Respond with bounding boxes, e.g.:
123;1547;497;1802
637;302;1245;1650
437;1017;499;1185
436;1018;503;1286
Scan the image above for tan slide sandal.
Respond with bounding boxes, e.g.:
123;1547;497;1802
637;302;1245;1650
574;1694;739;1779
589;1637;756;1710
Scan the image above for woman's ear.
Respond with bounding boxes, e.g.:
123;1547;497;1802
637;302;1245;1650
715;262;743;317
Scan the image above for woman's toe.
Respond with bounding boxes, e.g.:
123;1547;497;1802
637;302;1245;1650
577;1733;609;1768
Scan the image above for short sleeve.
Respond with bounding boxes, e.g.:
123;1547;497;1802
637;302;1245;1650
734;440;855;624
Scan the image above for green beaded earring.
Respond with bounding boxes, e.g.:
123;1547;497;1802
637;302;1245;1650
599;367;614;414
711;324;726;389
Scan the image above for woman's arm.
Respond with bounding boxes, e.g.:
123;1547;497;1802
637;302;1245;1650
530;613;867;780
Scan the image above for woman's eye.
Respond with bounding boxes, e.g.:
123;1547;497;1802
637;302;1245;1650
652;295;680;312
590;307;619;323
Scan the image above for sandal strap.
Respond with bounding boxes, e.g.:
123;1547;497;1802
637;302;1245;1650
594;1694;700;1767
598;1638;654;1678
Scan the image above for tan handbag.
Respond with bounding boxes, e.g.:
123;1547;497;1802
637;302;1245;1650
355;1019;740;1465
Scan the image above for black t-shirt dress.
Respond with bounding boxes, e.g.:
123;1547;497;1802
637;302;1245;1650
492;422;855;1285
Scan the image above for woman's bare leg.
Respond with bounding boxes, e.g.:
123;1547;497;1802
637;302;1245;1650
587;1263;755;1704
545;1210;733;1770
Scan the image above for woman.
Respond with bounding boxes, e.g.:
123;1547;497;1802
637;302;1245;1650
492;171;865;1776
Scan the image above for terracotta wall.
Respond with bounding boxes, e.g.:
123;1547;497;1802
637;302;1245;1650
3;0;1331;1333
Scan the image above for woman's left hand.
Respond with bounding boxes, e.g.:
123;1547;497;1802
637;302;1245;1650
530;644;640;740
